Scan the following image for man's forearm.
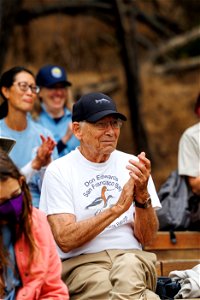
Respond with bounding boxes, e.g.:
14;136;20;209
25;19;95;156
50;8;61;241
48;179;135;253
133;206;159;246
188;176;200;195
48;206;122;253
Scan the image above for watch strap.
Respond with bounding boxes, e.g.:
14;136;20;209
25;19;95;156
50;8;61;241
134;196;152;209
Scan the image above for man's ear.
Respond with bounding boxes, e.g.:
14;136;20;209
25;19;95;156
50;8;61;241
72;122;82;140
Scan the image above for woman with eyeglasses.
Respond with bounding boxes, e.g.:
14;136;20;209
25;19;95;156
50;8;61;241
0;66;58;208
0;148;69;299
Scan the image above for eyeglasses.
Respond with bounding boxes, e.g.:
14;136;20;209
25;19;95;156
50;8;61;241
13;81;40;94
88;119;123;130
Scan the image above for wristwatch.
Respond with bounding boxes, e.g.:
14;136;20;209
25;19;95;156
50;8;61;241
134;196;152;209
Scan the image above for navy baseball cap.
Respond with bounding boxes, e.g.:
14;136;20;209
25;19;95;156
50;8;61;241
36;64;72;87
72;92;127;122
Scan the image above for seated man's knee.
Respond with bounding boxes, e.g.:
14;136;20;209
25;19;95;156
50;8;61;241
66;265;112;299
116;252;143;270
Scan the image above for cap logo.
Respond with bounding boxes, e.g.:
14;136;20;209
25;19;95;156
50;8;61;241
95;98;110;104
51;67;62;78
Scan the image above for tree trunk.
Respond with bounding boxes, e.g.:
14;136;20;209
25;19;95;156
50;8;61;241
113;0;151;157
0;0;23;72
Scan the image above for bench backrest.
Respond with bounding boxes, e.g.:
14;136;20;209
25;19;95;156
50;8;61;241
145;231;200;276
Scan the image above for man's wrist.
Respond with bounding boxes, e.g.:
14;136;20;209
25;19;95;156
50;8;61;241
134;196;152;209
134;192;149;203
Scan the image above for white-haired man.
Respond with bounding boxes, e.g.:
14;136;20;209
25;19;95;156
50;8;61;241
40;92;161;300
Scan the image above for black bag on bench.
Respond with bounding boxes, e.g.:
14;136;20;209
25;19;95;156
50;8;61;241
156;276;181;300
157;170;200;233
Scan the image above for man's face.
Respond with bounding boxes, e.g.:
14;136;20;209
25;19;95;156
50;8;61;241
73;116;122;162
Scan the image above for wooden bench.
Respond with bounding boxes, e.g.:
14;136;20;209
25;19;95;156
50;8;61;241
144;231;200;276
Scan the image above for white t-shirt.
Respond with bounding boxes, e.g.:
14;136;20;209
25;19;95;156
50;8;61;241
178;122;200;177
40;148;161;259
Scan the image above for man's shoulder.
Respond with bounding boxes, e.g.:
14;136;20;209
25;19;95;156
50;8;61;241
183;122;199;135
181;122;200;142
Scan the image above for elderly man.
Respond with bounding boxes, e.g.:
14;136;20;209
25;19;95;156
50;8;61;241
39;92;161;300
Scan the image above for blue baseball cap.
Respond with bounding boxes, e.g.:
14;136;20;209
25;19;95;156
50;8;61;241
36;64;72;87
72;92;127;122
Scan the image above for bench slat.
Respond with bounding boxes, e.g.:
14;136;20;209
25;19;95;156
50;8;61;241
161;259;200;276
145;231;200;250
152;249;199;260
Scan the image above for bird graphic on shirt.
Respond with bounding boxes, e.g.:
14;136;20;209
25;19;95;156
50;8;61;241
85;186;114;212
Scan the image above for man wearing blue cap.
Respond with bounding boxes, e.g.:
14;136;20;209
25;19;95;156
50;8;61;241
40;92;161;299
33;64;79;157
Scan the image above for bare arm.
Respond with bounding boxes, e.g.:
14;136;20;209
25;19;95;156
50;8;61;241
126;152;159;246
133;206;159;246
47;177;135;253
188;176;200;195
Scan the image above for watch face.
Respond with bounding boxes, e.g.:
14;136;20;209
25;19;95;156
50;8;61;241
144;197;152;208
135;197;152;208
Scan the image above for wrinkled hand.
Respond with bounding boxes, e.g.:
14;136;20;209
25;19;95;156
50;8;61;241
126;152;151;203
113;177;135;215
32;135;57;170
62;122;73;144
